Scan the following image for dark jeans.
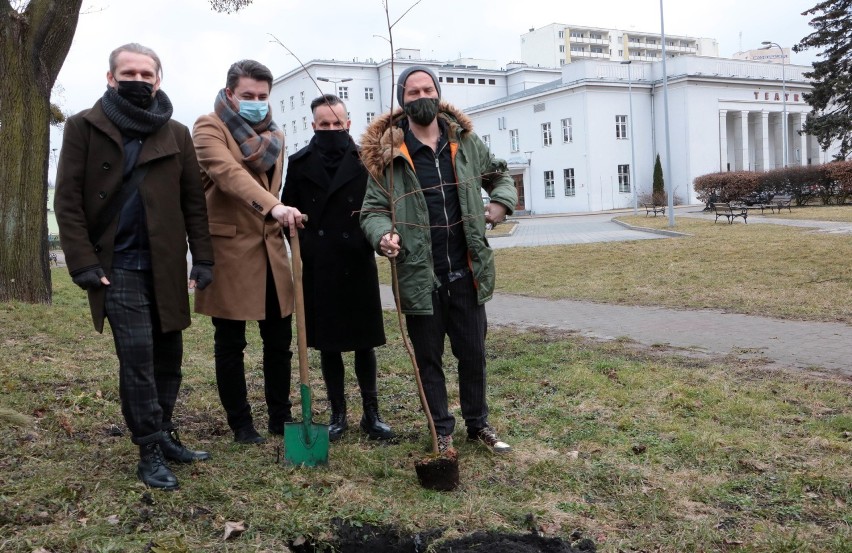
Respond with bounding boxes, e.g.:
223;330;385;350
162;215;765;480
405;273;488;436
212;269;293;432
104;268;182;445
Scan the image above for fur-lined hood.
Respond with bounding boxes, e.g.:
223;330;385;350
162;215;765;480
359;101;473;179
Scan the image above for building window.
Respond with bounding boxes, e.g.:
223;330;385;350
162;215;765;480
564;168;575;196
366;112;376;123
446;77;454;83
615;115;628;139
571;45;584;52
290;96;295;109
498;116;506;130
282;125;287;136
541;122;552;146
365;87;374;100
302;116;307;130
559;45;565;53
558;30;564;38
618;164;631;193
591;46;604;54
279;99;286;113
488;79;496;85
544;171;555;198
338;86;349;99
292;121;297;134
482;134;490;148
561;118;573;143
468;78;475;84
478;78;485;84
300;91;305;105
510;129;519;152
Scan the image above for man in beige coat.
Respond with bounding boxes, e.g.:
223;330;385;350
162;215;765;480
193;59;303;444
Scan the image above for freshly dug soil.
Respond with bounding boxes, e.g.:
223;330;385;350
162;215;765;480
289;520;594;553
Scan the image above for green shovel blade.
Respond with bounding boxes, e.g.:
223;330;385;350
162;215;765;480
284;384;329;466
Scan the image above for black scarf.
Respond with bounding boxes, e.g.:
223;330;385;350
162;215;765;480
101;85;173;137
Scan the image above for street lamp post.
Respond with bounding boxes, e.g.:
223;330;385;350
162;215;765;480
620;60;638;215
760;41;788;168
524;150;534;215
660;0;675;227
316;76;353;97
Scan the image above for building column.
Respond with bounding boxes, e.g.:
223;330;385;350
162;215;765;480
760;110;770;171
797;112;807;166
719;110;728;172
738;110;749;171
773;111;785;169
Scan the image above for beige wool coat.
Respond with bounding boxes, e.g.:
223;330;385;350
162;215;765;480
192;114;294;321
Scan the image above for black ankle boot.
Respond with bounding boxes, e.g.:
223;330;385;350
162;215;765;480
138;442;179;490
160;430;211;463
328;409;348;442
360;398;394;440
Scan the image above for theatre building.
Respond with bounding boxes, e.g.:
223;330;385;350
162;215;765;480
466;55;834;215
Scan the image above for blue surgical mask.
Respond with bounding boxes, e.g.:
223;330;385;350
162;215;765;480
238;100;268;124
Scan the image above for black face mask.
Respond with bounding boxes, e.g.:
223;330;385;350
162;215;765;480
313;129;350;154
403;97;439;126
116;80;154;109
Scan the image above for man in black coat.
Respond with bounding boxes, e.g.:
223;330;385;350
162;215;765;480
283;94;392;442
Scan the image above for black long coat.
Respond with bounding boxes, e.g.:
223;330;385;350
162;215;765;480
282;138;386;351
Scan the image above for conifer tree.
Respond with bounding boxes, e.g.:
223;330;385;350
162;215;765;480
652;154;664;203
794;0;852;159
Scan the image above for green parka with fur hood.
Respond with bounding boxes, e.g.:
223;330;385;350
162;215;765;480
359;102;517;315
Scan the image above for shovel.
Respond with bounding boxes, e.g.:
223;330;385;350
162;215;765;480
284;223;329;466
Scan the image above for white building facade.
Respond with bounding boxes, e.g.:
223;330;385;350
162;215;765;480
269;50;559;157
466;56;831;215
521;23;719;68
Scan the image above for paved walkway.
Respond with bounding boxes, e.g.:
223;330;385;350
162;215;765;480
380;207;852;378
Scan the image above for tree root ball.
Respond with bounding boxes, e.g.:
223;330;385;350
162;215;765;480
415;450;459;491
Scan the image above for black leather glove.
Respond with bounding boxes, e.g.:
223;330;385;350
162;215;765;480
189;263;214;290
72;267;107;290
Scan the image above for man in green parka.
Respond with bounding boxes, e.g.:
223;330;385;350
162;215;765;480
359;66;517;456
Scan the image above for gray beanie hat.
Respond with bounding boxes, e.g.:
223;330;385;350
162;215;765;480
396;65;441;107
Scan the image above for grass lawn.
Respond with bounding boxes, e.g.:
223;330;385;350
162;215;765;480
1;269;850;552
489;212;852;323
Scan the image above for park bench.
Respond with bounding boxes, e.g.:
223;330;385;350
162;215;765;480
642;203;665;217
713;203;748;224
767;194;793;214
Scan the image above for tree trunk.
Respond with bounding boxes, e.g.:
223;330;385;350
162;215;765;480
0;0;83;303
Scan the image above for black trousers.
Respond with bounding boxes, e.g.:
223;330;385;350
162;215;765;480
104;268;182;445
212;266;293;431
320;349;378;411
405;273;488;436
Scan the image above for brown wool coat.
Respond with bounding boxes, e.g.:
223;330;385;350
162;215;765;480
192;114;294;321
54;100;213;333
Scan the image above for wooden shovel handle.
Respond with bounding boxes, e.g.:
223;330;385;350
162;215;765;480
289;219;309;387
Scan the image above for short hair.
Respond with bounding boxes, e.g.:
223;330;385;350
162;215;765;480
310;94;347;115
225;60;274;91
109;43;163;79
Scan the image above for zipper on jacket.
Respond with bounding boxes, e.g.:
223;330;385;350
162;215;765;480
433;140;453;274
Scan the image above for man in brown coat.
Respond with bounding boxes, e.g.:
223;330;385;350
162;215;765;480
55;43;214;490
193;60;303;445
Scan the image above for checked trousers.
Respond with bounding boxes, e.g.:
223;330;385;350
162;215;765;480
405;273;489;436
104;268;182;445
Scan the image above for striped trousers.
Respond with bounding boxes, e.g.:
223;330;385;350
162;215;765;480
406;273;489;436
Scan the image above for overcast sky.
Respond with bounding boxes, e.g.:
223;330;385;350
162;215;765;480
49;0;823;165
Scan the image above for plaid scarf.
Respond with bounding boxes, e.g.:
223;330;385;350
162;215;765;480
214;88;283;174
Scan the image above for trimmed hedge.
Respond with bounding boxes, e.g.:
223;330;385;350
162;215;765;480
693;162;852;206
